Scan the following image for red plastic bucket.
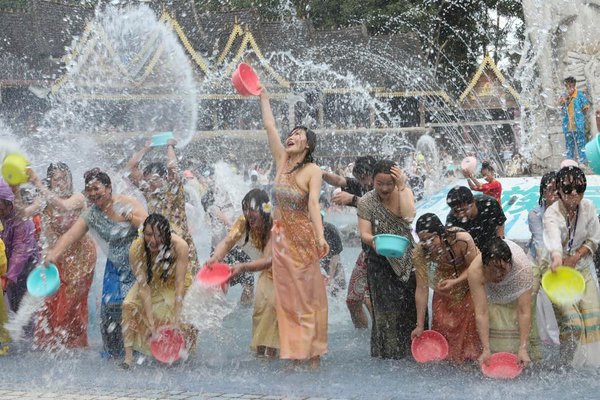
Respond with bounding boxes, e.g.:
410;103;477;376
481;352;523;379
196;263;232;287
411;330;449;363
231;63;262;96
150;327;185;364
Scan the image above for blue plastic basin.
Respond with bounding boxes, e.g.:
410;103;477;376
151;132;174;147
374;234;410;258
27;263;60;297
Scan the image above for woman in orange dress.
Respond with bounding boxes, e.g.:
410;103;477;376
258;88;329;369
412;213;481;363
28;163;97;350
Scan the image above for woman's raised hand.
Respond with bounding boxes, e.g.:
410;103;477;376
390;165;407;189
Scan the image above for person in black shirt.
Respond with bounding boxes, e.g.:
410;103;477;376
322;156;376;328
446;186;506;249
321;220;346;296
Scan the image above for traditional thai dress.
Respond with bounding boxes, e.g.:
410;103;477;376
271;166;327;359
82;205;138;357
122;237;196;356
413;231;481;363
486;239;541;360
227;215;278;350
357;190;416;359
34;205;96;350
543;198;600;367
144;177;197;284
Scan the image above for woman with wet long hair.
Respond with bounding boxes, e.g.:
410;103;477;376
413;213;481;363
121;214;196;368
207;188;278;357
543;166;600;367
45;168;147;358
258;87;329;368
28;163;97;350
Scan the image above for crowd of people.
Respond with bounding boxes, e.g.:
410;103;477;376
1;83;600;375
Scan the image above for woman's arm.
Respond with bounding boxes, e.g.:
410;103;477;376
467;254;492;364
231;239;273;276
118;195;148;228
390;166;416;220
516;289;532;366
322;170;347;188
258;90;286;167
126;140;151;185
28;168;86;212
207;234;237;265
411;247;429;339
46;217;89;265
358;217;375;250
307;165;328;257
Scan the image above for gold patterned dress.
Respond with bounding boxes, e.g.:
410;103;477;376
271;167;328;360
122;237;196;356
0;239;9;347
227;216;278;350
144;177;197;283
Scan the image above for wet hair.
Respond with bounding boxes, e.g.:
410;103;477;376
200;188;214;212
481;237;512;266
143;162;167;178
371;159;396;177
352;156;377;179
287;126;317;174
446;186;474;208
564;76;576;85
556;165;586;197
47;162;73;196
538;171;557;206
416;213;446;236
84;168;111;187
241;188;273;251
481;161;494;172
142;213;174;284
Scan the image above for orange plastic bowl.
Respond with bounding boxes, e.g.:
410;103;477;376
481;352;523;379
196;263;232;287
231;63;262;96
411;330;449;363
150;327;185;364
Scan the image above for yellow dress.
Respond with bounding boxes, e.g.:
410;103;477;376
272;168;328;359
122;237;196;356
227;216;279;350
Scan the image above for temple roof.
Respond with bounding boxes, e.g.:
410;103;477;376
459;54;521;109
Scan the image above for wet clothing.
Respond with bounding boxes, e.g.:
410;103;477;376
446;195;506;250
562;89;589;162
227;216;278;350
543;199;600;367
122;237;196;356
358;189;416;359
346;252;369;304
34;204;96;350
413;233;481;363
0;239;9;344
82;205;138;357
272;165;328;360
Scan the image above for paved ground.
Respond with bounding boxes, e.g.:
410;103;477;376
0;385;349;400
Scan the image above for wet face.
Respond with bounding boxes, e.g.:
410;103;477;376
559;176;585;211
566;82;576;96
481;168;494;183
418;231;442;254
484;259;512;283
285;128;308;155
143;224;164;254
373;172;395;200
85;179;111;208
243;207;263;229
451;202;473;221
142;172;165;193
0;199;13;220
50;170;69;194
543;181;558;207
